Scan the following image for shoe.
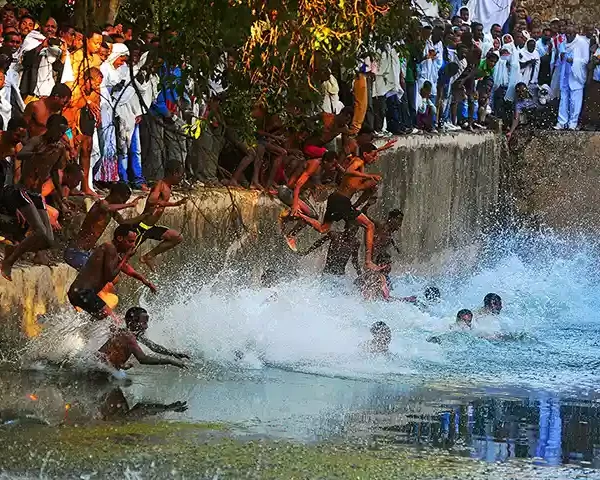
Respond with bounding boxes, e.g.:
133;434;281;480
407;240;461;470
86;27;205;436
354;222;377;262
553;123;564;130
473;122;486;130
410;128;420;134
568;125;580;131
430;128;438;134
446;123;460;131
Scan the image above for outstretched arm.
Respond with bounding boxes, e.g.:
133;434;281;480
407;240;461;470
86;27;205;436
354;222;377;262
120;262;157;293
129;339;185;368
139;335;190;359
292;161;319;215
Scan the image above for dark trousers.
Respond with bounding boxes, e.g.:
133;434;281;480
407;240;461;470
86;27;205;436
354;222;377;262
405;82;417;128
373;95;387;132
385;94;409;134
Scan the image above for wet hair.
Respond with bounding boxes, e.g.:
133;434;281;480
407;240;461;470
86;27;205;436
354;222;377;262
125;306;148;328
388;209;403;220
424;286;440;301
50;83;72;99
357;124;374;136
7;116;27;132
484;293;502;308
113;224;133;240
370;321;391;337
108;181;132;199
63;163;83;177
359;143;377;157
456;309;473;325
261;268;278;288
165;162;183;178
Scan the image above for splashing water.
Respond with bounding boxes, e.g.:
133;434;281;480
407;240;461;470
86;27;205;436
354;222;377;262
120;228;600;395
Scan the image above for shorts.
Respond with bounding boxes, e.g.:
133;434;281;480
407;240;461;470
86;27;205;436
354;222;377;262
134;222;168;249
64;246;92;270
68;287;107;316
323;192;360;224
79;107;96;136
0;185;31;216
303;145;328;159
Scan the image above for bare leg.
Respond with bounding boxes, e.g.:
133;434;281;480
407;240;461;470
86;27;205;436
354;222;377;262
2;205;52;281
227;148;261;188
297;212;332;234
355;213;378;270
79;135;98;196
140;229;183;271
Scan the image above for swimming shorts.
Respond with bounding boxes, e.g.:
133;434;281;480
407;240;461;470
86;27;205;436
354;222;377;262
68;287;107;316
303;145;328;159
63;246;92;270
323;192;360;224
79;107;96;137
133;222;169;249
0;185;32;216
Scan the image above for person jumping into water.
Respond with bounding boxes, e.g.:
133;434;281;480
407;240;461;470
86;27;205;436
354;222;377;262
1;118;57;281
68;225;157;321
134;164;187;270
295;143;382;271
280;150;338;250
364;321;392;354
98;306;187;371
64;182;147;270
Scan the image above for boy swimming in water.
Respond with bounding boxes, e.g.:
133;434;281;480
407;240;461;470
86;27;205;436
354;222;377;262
477;293;502;315
364;321;392;354
98;307;188;371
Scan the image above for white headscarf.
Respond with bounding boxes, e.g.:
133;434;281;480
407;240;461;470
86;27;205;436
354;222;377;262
519;39;540;85
493;41;520;100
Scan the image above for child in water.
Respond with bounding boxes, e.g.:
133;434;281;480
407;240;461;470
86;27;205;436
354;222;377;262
98;307;189;371
364;321;392;354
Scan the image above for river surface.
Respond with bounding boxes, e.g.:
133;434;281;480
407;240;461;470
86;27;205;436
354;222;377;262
3;230;600;476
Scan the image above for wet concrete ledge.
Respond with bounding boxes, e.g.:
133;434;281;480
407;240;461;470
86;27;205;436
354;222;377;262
0;132;505;341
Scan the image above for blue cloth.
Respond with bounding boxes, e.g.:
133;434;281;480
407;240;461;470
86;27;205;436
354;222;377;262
64;247;91;271
450;0;462;17
151;65;182;118
118;124;146;186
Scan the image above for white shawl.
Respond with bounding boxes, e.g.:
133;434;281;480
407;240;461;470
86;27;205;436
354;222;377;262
519;41;540;85
493;42;520;100
561;34;589;89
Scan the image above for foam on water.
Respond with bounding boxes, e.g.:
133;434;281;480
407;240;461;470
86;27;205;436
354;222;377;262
23;229;600;394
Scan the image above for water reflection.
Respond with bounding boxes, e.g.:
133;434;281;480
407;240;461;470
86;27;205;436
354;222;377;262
374;393;600;469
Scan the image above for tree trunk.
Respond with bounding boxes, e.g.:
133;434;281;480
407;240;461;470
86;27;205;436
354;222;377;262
75;0;121;30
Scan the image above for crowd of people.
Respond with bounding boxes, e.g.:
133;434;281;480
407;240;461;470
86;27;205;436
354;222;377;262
0;2;582;371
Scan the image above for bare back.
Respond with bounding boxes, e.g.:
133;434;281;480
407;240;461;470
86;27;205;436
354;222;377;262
98;330;139;370
74;200;114;250
142;180;171;225
19;136;68;193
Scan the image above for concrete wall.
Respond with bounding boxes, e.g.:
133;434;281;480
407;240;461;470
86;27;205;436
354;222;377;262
506;131;600;231
372;133;503;271
0;133;505;342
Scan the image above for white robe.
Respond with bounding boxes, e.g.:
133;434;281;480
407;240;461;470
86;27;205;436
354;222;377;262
466;0;510;32
418;38;443;89
560;34;589;91
519;46;540;85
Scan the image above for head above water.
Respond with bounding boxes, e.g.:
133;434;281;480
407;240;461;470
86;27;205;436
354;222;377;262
456;309;473;328
483;293;502;314
164;163;184;185
370;321;391;351
387;209;404;232
424;286;440;302
261;268;279;288
63;163;83;189
125;306;149;334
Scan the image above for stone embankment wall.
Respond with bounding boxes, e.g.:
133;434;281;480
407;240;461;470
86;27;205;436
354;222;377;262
522;0;600;27
506;131;600;231
0;133;505;342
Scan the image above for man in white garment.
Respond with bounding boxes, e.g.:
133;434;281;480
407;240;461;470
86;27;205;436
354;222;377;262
418;24;444;111
555;26;589;130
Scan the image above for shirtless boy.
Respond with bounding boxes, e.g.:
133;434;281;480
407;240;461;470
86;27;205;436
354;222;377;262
64;182;146;270
296;144;382;270
23;83;72;137
4;115;69;271
98;306;186;371
134;165;187;270
0;118;55;280
67;224;157;320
